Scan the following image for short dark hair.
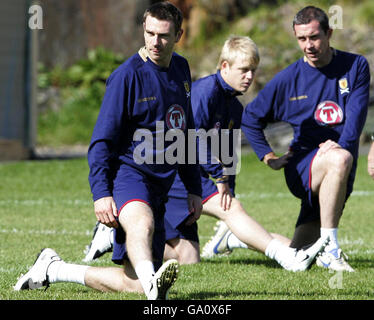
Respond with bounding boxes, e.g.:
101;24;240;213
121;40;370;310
292;6;330;34
143;1;183;35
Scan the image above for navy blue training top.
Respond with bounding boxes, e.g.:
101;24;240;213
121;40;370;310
242;49;370;161
88;49;202;201
169;70;243;198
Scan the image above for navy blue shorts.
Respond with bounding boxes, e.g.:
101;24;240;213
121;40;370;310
111;167;167;271
164;173;236;242
284;148;355;227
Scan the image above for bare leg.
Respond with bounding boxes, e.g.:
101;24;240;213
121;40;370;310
201;195;325;271
164;238;200;264
80;201;155;294
203;195;275;253
271;233;292;247
164;242;179;261
119;201;154;268
310;147;353;228
290;146;353;253
84;260;143;293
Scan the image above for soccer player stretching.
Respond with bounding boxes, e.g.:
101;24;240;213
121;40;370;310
86;35;329;272
14;2;202;300
241;6;370;272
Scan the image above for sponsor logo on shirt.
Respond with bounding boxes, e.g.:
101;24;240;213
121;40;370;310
166;104;186;130
314;100;344;126
138;96;156;103
289;95;308;101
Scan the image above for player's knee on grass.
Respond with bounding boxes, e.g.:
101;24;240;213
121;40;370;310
166;238;200;265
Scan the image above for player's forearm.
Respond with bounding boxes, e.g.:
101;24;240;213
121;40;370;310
178;164;202;198
88;141;114;201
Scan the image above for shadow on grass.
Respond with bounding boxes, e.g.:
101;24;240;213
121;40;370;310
176;287;374;300
349;258;374;269
176;289;328;300
201;256;280;269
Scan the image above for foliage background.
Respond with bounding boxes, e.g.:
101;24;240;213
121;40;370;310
36;0;374;147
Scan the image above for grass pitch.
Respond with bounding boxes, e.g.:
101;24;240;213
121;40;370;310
1;152;374;301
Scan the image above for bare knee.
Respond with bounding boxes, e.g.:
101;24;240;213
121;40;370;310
178;247;200;265
312;148;353;193
121;207;154;238
220;201;250;227
167;238;200;265
329;149;353;176
203;195;244;221
213;198;244;222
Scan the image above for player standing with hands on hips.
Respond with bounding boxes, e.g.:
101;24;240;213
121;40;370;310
14;2;202;300
241;6;370;272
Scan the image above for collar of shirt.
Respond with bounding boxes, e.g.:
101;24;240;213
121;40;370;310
216;70;242;97
138;46;171;72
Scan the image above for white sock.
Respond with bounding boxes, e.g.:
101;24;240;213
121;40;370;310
47;261;88;285
265;239;296;267
321;227;339;251
227;232;248;250
110;228;114;245
265;239;282;260
134;260;155;295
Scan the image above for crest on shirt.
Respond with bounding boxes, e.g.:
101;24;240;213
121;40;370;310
314;100;344;127
338;78;349;95
183;81;191;98
228;119;234;130
166;104;186;130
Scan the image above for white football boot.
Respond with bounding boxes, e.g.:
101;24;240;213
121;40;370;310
282;236;330;272
14;248;62;291
83;222;113;262
147;259;179;300
201;220;233;258
316;247;354;272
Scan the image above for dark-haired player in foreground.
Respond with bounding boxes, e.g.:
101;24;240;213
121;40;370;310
14;2;202;300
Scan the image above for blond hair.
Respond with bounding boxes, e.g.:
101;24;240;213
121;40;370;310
217;35;260;70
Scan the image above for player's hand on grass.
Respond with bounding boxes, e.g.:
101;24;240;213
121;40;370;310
216;182;232;211
186;194;203;226
94;196;119;228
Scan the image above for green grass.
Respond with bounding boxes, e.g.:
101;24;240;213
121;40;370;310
1;152;374;301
